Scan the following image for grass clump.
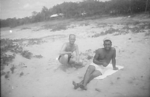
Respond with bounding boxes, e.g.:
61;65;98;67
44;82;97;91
51;23;67;31
20;27;31;30
20;50;33;59
33;55;43;58
42;21;70;32
105;28;120;34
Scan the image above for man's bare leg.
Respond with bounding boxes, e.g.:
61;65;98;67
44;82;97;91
86;70;102;85
59;54;69;66
81;65;96;89
73;66;102;90
73;65;95;90
69;58;83;69
69;58;76;67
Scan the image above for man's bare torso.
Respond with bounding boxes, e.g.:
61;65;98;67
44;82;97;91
65;42;77;52
95;47;115;66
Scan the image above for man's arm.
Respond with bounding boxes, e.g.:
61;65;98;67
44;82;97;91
93;50;105;65
59;43;72;55
112;48;118;70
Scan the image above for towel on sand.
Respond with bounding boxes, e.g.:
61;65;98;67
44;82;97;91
90;62;124;79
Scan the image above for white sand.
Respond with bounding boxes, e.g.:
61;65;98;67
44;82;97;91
1;16;150;97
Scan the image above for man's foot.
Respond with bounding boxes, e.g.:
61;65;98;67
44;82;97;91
79;84;87;90
72;81;80;89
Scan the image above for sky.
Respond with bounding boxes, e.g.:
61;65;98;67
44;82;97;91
0;0;109;19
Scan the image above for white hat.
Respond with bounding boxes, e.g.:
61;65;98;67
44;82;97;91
103;37;111;42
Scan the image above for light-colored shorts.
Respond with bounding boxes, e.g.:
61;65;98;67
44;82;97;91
90;62;108;74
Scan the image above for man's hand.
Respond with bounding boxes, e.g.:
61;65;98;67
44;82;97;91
113;66;118;70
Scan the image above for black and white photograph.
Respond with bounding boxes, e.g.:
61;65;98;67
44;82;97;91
1;0;150;97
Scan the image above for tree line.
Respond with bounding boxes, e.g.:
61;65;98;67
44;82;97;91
0;0;149;28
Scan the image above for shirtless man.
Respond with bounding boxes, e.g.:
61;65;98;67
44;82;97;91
73;38;118;90
59;34;80;68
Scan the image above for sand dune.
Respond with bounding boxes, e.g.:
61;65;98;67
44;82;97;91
1;16;150;97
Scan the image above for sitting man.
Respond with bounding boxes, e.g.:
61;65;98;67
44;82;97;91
73;37;118;90
59;34;81;68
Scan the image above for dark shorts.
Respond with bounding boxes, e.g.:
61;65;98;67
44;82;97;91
58;54;72;63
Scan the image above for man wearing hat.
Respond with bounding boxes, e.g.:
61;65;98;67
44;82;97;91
73;37;118;90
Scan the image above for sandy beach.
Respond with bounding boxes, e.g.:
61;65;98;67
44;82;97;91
1;15;150;97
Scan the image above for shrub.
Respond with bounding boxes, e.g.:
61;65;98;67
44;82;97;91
21;50;33;59
105;28;119;34
33;55;43;58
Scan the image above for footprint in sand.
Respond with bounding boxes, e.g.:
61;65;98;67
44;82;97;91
117;77;120;80
95;88;101;92
5;71;10;79
10;65;16;74
19;72;24;77
110;81;114;85
127;77;137;85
